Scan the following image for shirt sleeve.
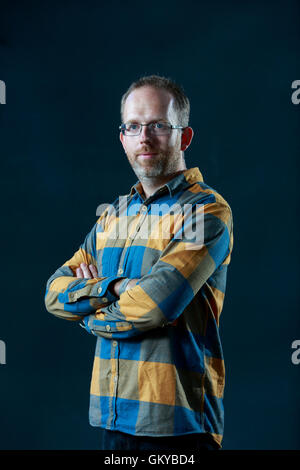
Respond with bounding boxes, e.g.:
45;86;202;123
44;215;121;321
83;200;233;339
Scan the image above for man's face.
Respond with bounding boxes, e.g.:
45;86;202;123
120;86;185;180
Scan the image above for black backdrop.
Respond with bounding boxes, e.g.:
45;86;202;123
0;0;299;450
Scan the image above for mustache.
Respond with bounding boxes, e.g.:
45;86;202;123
136;147;158;156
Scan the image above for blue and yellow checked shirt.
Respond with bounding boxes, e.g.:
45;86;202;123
45;167;233;448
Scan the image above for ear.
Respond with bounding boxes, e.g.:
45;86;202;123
181;127;194;151
120;131;125;149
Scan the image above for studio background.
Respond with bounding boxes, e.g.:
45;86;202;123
0;0;299;450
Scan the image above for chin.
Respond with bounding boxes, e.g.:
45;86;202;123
134;166;164;179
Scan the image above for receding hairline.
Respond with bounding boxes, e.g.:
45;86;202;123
122;86;177;121
120;75;191;127
125;84;174;101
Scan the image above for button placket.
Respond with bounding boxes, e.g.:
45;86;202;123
134;208;148;241
112;339;119;428
128;210;143;241
117;203;148;280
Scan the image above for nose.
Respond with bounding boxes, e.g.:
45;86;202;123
139;124;153;143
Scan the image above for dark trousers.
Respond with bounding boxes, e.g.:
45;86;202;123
99;428;219;451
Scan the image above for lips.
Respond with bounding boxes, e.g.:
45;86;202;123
138;153;158;159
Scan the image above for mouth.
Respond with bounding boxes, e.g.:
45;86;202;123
138;153;158;159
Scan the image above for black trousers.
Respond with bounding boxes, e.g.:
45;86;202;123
99;428;220;451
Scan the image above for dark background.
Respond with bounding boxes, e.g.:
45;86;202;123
0;0;299;450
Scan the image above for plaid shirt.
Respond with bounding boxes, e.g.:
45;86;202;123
45;167;233;448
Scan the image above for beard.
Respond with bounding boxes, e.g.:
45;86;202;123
127;147;183;182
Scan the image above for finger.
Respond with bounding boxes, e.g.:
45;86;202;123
80;262;92;279
76;267;84;278
89;264;98;278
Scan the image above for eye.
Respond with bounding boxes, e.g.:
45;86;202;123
155;122;164;129
127;123;139;131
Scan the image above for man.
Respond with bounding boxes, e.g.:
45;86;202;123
45;75;233;451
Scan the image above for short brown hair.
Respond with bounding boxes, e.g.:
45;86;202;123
120;75;190;127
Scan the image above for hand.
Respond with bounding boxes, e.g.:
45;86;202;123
76;263;98;279
109;278;139;297
126;278;139;291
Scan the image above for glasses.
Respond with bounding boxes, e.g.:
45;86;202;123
119;122;185;136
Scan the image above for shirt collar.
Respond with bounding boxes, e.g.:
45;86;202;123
129;167;204;200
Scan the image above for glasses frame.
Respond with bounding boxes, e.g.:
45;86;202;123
119;122;185;136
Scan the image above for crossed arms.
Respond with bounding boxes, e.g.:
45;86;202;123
44;200;232;339
76;262;139;297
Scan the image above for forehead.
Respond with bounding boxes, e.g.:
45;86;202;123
123;86;175;122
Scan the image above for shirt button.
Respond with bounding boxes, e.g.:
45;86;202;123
113;341;117;347
98;287;102;294
118;267;123;275
106;325;111;332
141;205;147;212
102;297;108;303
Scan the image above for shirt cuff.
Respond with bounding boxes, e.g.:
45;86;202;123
81;316;94;335
91;276;121;303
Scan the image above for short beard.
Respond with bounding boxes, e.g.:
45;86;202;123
129;150;184;182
